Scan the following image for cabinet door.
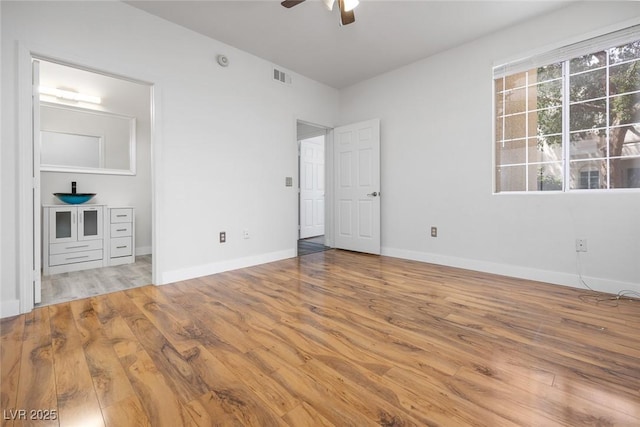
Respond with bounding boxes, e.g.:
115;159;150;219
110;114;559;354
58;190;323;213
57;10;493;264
78;206;103;241
49;207;77;243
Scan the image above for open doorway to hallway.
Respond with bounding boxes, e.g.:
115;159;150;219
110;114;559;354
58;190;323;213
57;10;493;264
297;121;330;256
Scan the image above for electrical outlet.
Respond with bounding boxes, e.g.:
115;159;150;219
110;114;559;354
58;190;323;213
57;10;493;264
219;231;226;243
575;238;587;252
431;227;438;238
243;229;250;239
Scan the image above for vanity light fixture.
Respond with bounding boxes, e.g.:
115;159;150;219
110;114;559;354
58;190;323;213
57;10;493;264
39;86;102;104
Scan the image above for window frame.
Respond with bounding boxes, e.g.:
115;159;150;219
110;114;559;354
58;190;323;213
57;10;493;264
492;22;640;195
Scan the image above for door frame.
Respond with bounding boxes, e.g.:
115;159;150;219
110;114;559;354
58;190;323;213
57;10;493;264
17;42;162;314
293;118;382;255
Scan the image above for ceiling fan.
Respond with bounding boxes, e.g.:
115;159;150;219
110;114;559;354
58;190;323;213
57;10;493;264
281;0;359;26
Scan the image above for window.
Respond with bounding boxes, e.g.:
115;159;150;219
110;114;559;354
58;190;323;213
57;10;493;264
494;26;640;192
579;169;599;189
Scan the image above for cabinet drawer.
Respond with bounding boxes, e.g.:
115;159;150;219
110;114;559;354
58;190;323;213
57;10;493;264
50;239;103;255
111;237;132;258
111;208;133;223
110;223;132;238
50;249;102;266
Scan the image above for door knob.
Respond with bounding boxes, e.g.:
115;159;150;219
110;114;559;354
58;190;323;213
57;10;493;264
367;191;379;197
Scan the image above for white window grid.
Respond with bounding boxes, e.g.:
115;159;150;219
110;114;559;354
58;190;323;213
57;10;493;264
495;45;640;192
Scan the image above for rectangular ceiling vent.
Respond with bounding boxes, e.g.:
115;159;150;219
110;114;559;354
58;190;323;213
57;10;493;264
273;68;292;85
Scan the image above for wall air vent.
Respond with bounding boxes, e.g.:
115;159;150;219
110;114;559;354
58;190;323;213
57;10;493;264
273;68;292;85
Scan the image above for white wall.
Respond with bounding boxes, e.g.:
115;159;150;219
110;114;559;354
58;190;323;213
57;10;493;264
338;1;640;295
1;1;338;316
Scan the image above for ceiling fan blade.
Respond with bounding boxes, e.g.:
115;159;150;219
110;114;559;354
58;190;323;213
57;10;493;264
338;0;355;25
281;0;305;8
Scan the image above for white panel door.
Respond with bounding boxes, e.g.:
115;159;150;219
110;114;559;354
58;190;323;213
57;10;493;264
300;136;325;239
334;119;380;254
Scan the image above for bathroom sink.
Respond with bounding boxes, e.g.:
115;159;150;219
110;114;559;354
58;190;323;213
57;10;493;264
54;193;96;204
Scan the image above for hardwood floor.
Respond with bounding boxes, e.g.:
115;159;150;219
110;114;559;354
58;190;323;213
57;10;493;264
2;249;639;426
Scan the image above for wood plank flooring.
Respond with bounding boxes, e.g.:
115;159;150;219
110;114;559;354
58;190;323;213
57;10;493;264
2;249;640;426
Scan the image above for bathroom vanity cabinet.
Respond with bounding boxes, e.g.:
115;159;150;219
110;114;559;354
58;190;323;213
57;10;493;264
42;204;135;275
43;204;105;275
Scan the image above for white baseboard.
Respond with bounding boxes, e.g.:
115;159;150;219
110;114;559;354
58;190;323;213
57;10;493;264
161;249;296;285
1;299;20;319
136;246;152;256
158;245;638;296
381;247;640;296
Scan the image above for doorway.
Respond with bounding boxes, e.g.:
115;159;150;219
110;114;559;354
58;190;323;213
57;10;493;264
33;57;154;306
295;118;381;257
297;121;330;256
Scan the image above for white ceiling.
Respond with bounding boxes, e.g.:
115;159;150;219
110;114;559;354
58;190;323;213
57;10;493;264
126;0;574;89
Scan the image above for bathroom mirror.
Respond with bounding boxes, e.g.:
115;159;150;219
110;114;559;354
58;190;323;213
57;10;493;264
40;102;136;175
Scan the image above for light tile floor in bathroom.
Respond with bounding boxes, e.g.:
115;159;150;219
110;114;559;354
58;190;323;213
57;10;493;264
39;254;152;307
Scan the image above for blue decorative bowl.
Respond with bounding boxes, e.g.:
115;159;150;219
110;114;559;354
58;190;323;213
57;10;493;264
54;193;96;205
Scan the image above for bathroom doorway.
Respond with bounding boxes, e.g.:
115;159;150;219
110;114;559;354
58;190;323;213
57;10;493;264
34;57;154;306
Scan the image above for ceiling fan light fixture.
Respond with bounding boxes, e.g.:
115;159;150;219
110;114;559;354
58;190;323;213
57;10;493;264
282;0;356;26
343;0;359;12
